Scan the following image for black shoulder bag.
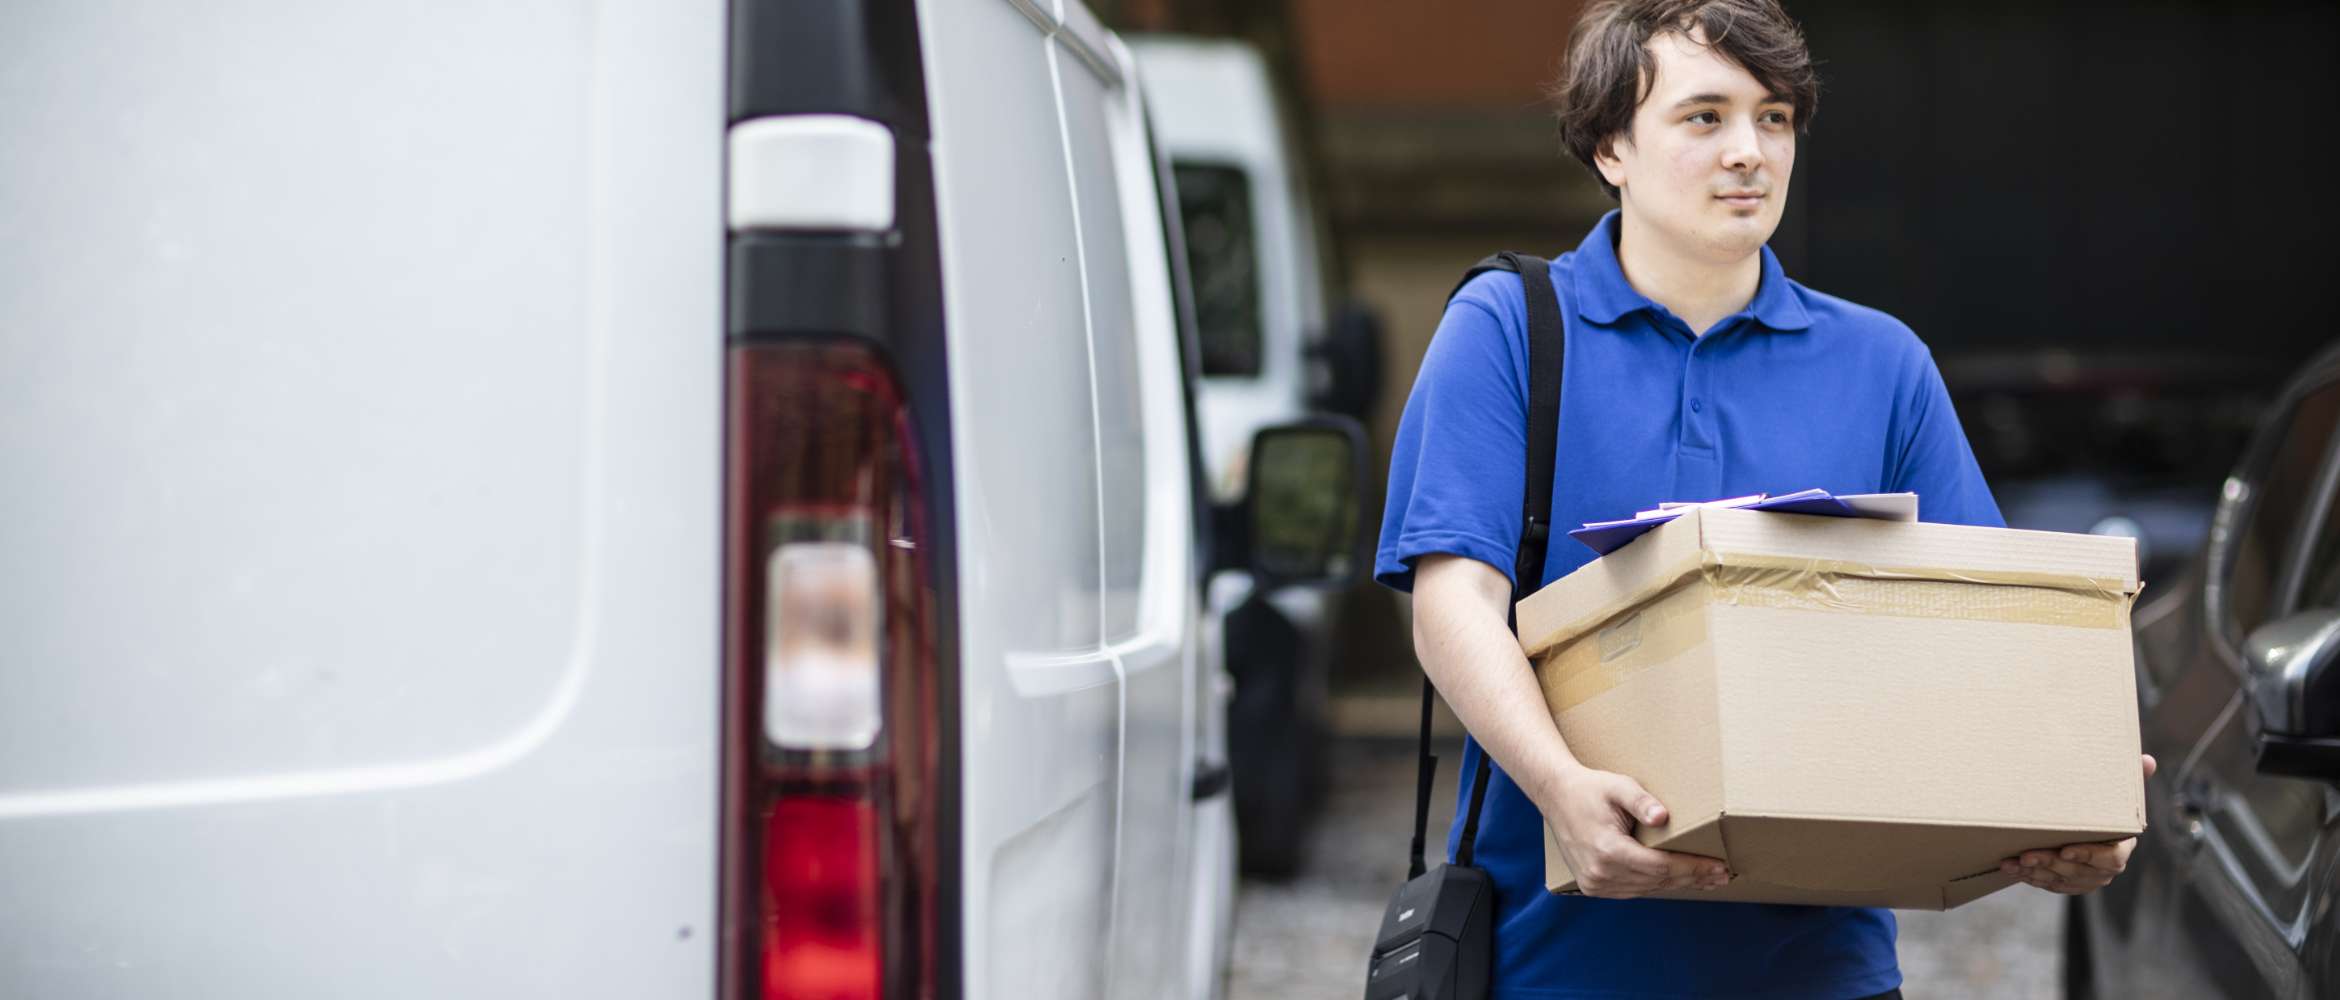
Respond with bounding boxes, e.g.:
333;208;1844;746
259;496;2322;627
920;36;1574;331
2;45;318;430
1364;252;1565;1000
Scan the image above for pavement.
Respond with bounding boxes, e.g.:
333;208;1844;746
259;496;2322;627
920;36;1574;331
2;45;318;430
1227;734;2065;999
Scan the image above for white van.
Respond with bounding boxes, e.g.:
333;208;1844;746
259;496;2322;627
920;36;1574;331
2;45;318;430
0;2;1360;998
1129;36;1357;876
1128;37;1331;489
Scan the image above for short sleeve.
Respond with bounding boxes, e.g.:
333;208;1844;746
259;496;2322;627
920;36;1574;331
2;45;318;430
1374;277;1532;592
1890;346;2005;529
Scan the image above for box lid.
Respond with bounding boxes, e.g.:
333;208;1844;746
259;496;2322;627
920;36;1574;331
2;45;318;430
1518;507;2142;659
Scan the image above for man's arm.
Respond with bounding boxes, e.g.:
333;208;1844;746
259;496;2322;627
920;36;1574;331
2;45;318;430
1413;553;1729;897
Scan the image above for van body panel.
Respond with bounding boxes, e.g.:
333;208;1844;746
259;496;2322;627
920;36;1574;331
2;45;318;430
917;0;1121;997
1081;33;1207;1000
6;0;1230;995
0;2;724;995
922;1;1226;997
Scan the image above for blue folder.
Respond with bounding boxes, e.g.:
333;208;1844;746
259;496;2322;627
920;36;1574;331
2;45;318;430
1567;489;1911;557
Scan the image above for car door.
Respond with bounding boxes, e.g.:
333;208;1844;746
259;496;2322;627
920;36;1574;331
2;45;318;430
2163;364;2340;997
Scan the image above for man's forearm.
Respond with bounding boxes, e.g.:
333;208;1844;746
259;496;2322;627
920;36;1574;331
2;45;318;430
1412;555;1583;811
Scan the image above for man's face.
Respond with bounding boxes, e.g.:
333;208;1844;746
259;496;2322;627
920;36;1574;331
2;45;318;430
1596;29;1795;262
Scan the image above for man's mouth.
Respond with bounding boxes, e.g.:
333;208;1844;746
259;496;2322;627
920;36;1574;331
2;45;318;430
1716;190;1766;207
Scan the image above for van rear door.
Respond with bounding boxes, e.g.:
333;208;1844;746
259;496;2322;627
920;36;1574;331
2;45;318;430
0;4;726;995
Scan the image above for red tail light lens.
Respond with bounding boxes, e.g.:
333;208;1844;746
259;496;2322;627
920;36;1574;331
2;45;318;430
723;340;938;1000
764;797;881;999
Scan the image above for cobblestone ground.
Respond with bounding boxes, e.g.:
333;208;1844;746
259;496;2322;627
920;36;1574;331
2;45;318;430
1229;736;2064;999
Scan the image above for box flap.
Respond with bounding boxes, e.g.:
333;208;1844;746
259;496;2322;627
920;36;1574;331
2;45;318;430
1544;812;2096;910
1577;873;2014;910
1705;814;2137;893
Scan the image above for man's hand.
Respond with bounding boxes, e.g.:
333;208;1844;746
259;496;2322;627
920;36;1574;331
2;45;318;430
2002;753;2157;894
1411;554;1725;899
1537;763;1730;899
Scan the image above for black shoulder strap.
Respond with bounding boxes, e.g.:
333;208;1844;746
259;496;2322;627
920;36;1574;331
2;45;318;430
1445;252;1527;301
1409;252;1564;876
1496;251;1564;597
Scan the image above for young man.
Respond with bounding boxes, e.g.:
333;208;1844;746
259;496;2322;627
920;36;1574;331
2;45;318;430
1375;1;2151;996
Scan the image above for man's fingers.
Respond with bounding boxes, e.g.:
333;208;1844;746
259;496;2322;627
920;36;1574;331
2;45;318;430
1599;836;1684;880
2021;868;2081;893
1559;768;1732;897
1586;838;1727;892
2017;841;2132;873
2059;839;2135;872
2015;865;2061;887
1656;848;1724;882
2008;857;2095;891
2001;840;2134;892
1609;847;1722;885
2037;857;2105;883
2032;867;2107;893
1982;738;2154;898
1603;774;1668;828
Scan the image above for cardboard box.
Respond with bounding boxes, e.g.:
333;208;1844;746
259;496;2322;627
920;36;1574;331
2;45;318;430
1518;507;2147;909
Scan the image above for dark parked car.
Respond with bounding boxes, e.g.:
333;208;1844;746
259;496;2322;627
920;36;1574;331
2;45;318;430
2068;341;2340;999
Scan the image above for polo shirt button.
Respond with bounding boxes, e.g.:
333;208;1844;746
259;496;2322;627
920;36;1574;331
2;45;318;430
1691;398;1704;413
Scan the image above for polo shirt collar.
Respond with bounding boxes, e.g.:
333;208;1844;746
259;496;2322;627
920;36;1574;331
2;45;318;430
1570;209;1814;332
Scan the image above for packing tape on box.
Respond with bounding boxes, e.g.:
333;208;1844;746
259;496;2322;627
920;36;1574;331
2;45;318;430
1700;553;2135;627
1534;553;2139;712
1539;583;1712;713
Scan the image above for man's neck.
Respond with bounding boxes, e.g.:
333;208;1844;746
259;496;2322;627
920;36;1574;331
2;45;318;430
1612;210;1763;338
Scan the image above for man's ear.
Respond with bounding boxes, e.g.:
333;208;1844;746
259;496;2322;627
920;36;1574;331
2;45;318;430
1593;135;1629;191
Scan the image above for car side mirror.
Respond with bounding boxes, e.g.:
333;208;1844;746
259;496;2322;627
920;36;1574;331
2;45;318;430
2243;607;2340;782
1211;417;1367;588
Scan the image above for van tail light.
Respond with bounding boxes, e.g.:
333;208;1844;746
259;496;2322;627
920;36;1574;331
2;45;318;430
723;340;940;1000
764;796;879;997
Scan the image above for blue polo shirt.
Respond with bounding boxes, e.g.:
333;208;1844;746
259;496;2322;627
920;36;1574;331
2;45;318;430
1376;211;2003;999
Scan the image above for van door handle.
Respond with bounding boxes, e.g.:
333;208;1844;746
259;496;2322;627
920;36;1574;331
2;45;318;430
1192;760;1231;801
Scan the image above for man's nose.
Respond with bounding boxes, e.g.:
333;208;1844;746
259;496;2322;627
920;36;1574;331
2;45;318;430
1720;118;1763;173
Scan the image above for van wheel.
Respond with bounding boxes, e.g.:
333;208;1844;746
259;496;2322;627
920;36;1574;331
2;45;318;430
2062;896;2095;1000
1231;716;1311;877
1226;595;1315;879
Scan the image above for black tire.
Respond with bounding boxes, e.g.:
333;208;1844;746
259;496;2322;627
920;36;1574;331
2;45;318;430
1226;594;1314;879
2063;895;2096;1000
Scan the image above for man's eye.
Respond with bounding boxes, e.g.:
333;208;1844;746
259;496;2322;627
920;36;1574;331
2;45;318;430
1689;111;1720;125
1762;111;1792;126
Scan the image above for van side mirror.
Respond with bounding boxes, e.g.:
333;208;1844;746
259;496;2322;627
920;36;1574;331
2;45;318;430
2244;608;2340;782
1212;417;1367;588
1306;300;1385;424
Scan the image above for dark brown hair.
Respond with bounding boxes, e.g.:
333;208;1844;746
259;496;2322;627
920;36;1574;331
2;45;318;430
1549;0;1820;200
